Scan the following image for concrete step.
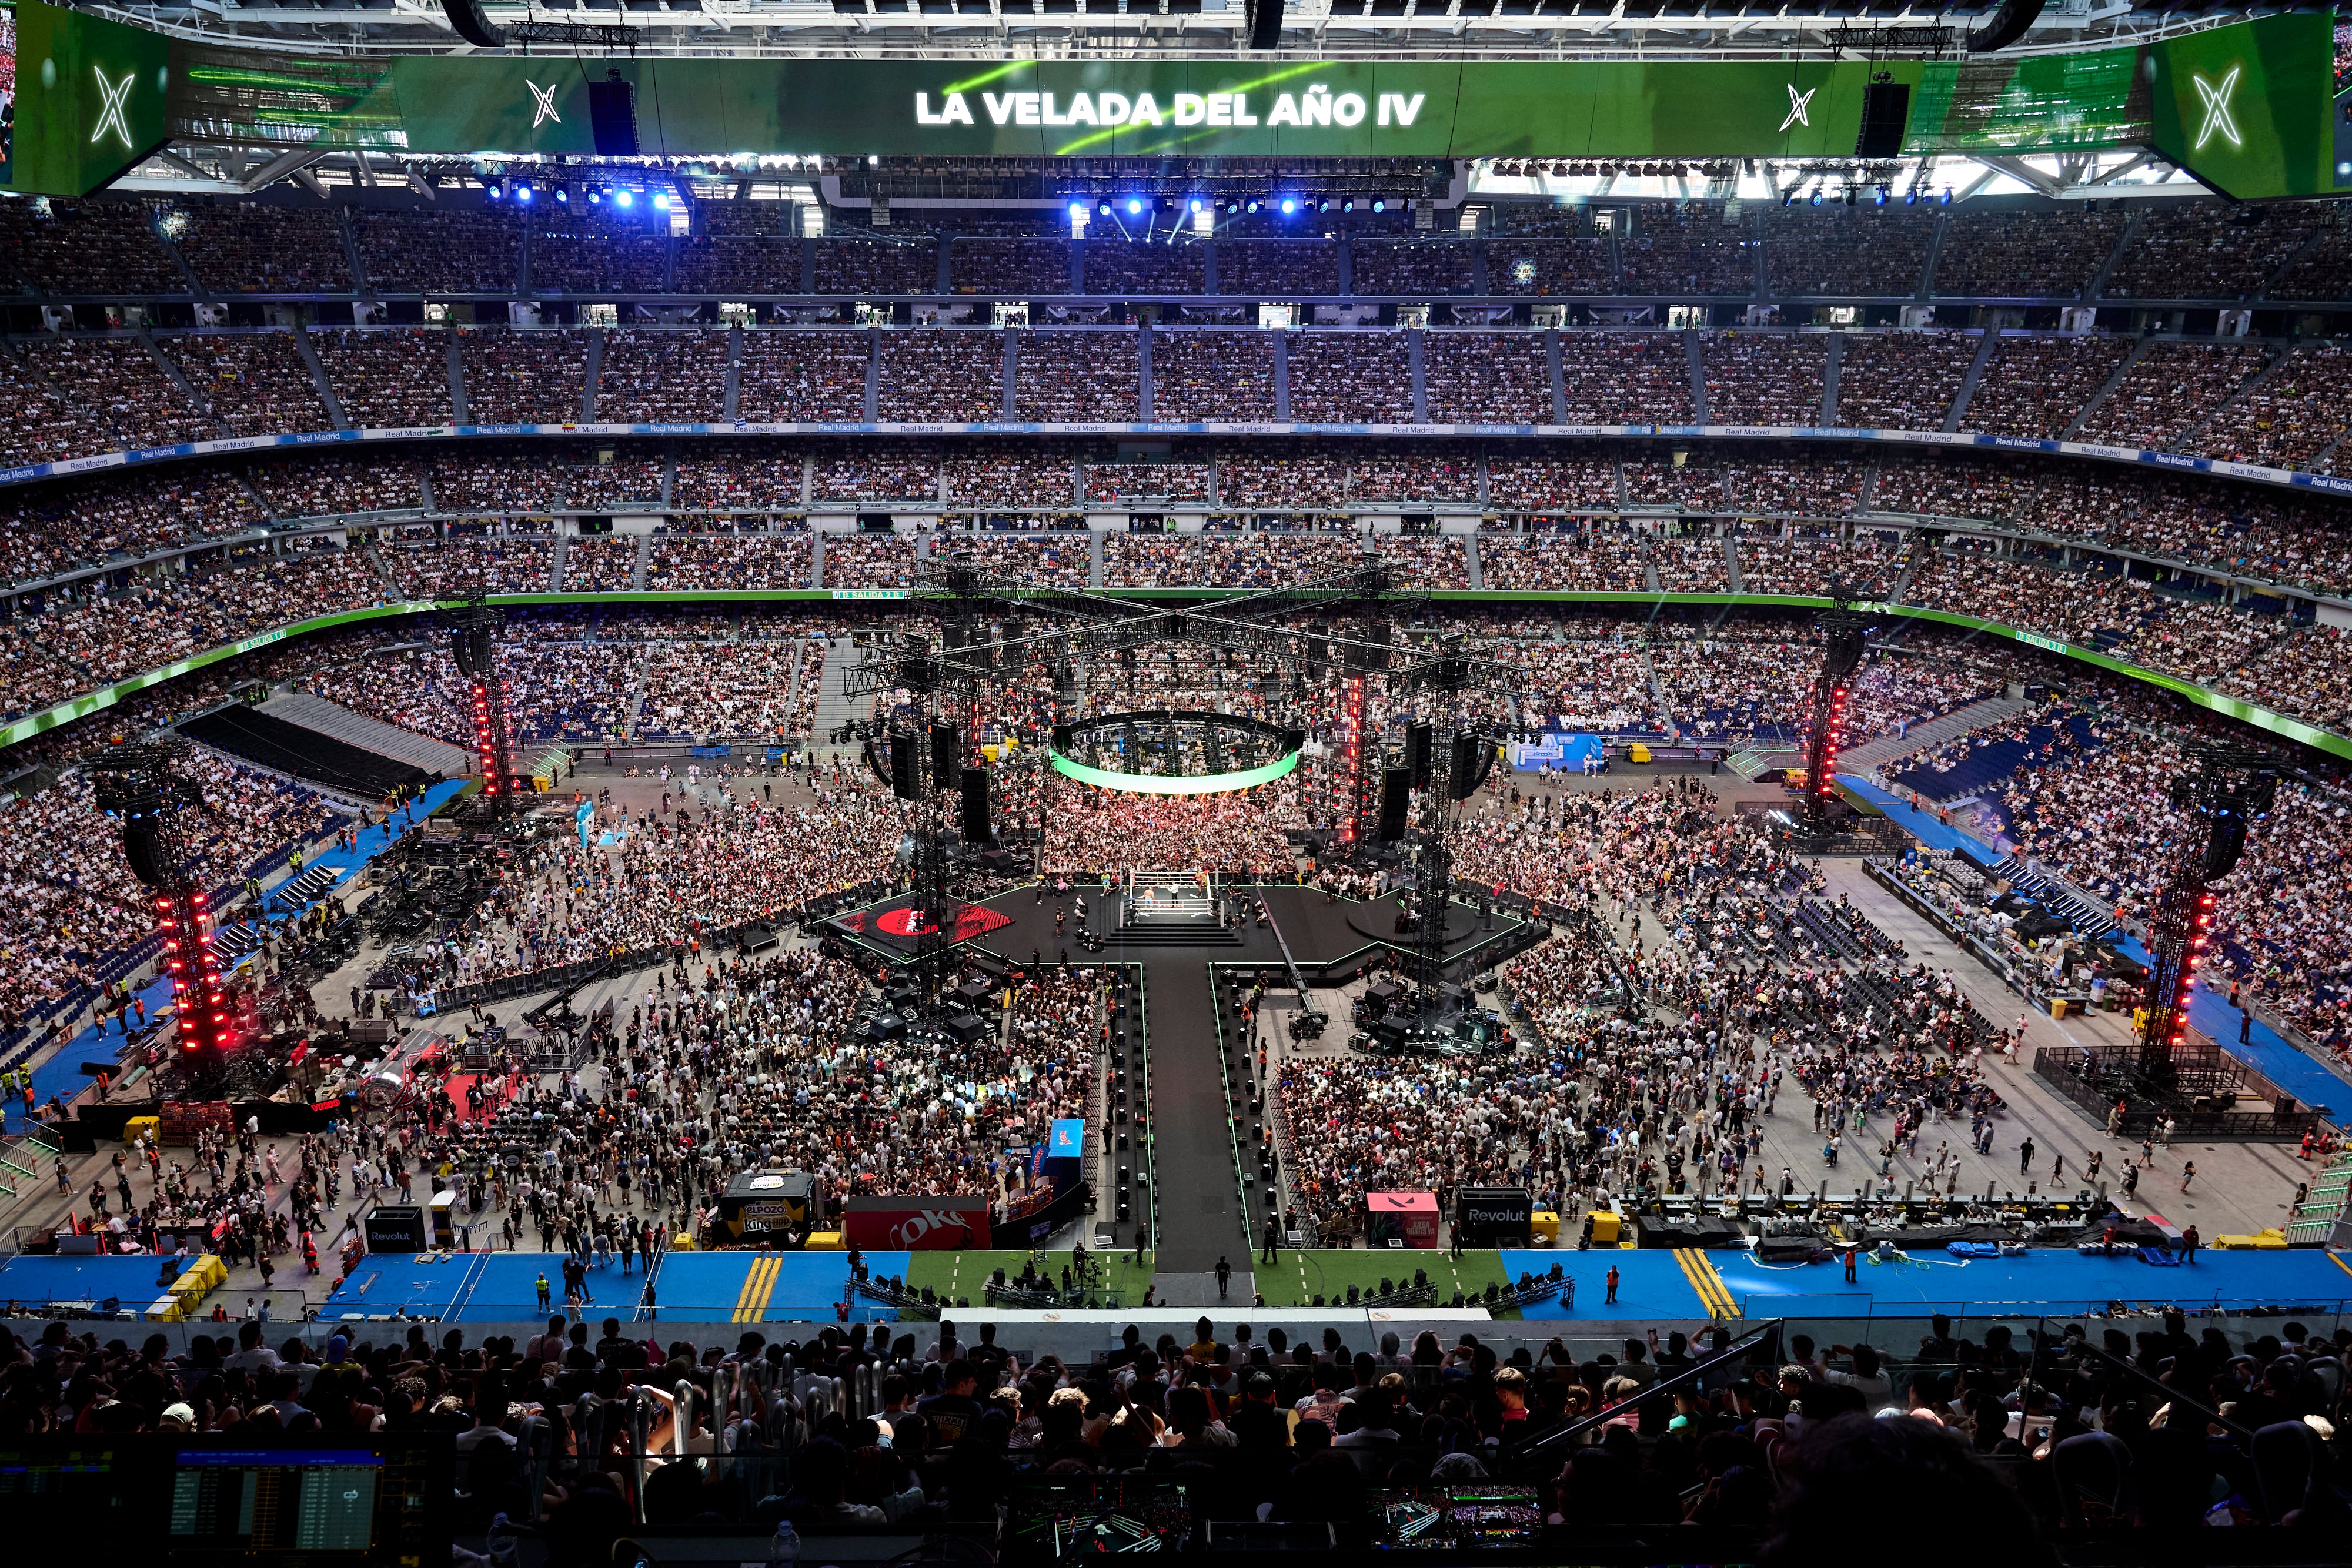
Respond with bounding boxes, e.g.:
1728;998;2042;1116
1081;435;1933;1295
808;636;862;748
1843;693;2027;772
259;690;475;781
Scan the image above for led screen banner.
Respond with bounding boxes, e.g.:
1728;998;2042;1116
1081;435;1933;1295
366;55;1893;163
0;4;2341;196
0;1;170;195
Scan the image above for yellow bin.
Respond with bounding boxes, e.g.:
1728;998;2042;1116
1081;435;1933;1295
1529;1211;1561;1247
123;1116;160;1146
804;1231;845;1251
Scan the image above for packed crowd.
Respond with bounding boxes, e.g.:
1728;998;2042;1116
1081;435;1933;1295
1832;333;1977;432
313;328;457;429
1762;207;1938;297
351;208;523;296
176;205;352;295
1931;210;2125;299
1;321;2339;474
1013;333;1139;423
1963;336;2132;440
156;333;329;438
593;330;730;424
1424;332;1553;424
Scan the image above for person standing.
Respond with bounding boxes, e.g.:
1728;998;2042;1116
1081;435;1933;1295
2180;1224;2199;1263
1215;1256;1232;1301
1261;1216;1279;1265
1605;1263;1619;1305
2180;1159;2197;1193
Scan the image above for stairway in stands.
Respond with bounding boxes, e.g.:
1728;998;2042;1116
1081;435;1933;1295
808;636;862;747
1987;855;2117;940
1842;691;2029;779
259;692;473;780
179;702;449;801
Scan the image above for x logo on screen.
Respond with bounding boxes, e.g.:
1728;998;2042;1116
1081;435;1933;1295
2193;65;2243;151
90;67;136;150
1779;84;1816;132
529;81;563;128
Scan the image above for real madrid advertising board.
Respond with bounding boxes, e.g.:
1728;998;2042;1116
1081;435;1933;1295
2;3;2344;201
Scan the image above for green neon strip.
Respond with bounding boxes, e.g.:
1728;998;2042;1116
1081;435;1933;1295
1050;744;1300;795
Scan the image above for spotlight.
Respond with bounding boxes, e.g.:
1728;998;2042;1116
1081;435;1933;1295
1280;197;1296;215
1904;188;1917;205
1940;189;1952;205
1189;197;1204;213
1098;200;1113;216
653;193;670;210
1068;201;1085;219
486;182;503;199
1247;199;1262;214
1316;199;1329;213
616;190;634;208
555;187;569;203
516;184;533;203
1809;189;1822;206
1341;197;1354;213
1371;199;1385;213
589;189;602;205
1127;197;1144;216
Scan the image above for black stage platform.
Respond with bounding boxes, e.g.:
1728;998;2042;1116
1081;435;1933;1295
911;882;1546;1274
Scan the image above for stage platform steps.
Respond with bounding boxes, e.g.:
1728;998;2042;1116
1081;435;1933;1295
1115;874;1242;946
181;703;442;801
259;691;473;780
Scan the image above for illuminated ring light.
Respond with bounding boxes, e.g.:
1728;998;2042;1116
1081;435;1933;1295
1050;709;1302;797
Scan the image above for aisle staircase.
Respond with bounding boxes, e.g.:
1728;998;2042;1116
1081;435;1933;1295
1726;745;1799;780
1987;855;2117;941
258;691;473;780
0;1123;60;1199
2286;1151;2352;1248
1842;691;2028;778
808;636;863;749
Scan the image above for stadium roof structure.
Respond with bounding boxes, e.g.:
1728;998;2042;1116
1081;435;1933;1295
10;1;2348;203
65;0;2334;62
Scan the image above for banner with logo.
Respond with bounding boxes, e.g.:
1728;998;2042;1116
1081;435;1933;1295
7;6;2333;198
2;1;168;196
841;1193;991;1251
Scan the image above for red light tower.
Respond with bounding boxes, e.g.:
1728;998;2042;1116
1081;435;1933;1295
89;743;250;1065
156;888;236;1054
449;597;517;813
2136;755;2278;1085
1799;583;1870;836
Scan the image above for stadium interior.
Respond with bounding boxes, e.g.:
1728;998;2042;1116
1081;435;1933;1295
2;0;2352;1562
